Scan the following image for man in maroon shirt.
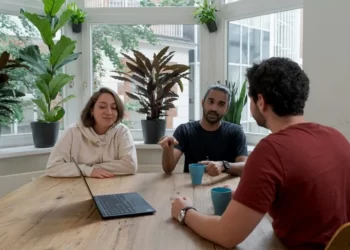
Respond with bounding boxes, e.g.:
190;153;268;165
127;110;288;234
170;57;350;249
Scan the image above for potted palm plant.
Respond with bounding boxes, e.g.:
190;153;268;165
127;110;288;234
222;79;248;125
112;46;191;144
0;51;26;131
194;0;218;33
18;0;81;148
67;2;86;33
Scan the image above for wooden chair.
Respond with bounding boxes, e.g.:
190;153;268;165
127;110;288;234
325;222;350;250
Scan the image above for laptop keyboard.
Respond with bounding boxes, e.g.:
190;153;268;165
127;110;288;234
97;194;136;215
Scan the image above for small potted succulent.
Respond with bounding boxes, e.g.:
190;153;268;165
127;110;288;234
67;2;86;33
194;0;218;33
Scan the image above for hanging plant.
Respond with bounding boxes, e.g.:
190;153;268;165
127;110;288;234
194;0;218;33
67;2;86;33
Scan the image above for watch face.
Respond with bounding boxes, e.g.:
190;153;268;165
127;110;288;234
178;210;185;223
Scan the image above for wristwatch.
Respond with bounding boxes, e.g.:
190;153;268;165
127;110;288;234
222;160;230;172
178;206;197;224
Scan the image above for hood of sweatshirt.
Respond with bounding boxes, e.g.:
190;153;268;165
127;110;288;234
77;121;116;146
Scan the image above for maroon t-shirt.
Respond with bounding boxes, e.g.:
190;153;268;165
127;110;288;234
233;123;350;250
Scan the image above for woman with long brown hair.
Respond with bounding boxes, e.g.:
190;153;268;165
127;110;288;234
46;87;137;178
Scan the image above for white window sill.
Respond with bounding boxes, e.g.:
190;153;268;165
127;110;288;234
0;142;255;159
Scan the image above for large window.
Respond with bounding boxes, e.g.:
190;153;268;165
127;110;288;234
227;9;303;135
85;0;196;7
90;24;199;132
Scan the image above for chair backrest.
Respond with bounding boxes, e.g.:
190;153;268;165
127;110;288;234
325;222;350;250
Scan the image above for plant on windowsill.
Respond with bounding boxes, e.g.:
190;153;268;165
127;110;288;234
111;46;191;144
194;0;218;33
18;0;81;148
0;51;27;134
221;79;248;125
67;2;86;33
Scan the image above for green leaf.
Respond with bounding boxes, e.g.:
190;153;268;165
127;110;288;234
32;98;48;114
53;9;74;34
52;94;75;108
36;75;51;104
48;74;74;100
53;53;81;72
0;89;25;98
21;10;54;48
50;36;76;70
44;106;65;122
43;0;66;16
18;45;48;75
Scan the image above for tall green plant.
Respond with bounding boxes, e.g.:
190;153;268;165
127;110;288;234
223;79;248;125
0;51;26;125
18;0;81;123
111;46;191;120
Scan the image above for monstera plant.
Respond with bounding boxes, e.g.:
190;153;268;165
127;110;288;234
0;51;26;129
112;46;191;144
18;0;81;148
222;79;248;125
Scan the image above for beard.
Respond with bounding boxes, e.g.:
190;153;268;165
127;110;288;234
203;110;222;124
252;108;267;128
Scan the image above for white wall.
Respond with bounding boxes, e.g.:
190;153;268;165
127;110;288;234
303;0;350;139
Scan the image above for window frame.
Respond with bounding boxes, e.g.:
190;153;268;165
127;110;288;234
0;0;304;148
220;0;304;145
80;5;207;141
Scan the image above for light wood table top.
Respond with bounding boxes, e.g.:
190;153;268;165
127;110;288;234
0;173;286;250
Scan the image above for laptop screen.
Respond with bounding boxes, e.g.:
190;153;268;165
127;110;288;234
71;157;95;198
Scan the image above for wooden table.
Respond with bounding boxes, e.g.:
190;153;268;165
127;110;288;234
0;173;286;250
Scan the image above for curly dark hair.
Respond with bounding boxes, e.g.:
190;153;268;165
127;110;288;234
246;57;310;116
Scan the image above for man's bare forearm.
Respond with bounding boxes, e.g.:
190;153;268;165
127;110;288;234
162;148;176;174
226;162;245;176
184;210;236;248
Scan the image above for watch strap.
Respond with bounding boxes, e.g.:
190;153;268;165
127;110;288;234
180;206;197;224
222;160;230;171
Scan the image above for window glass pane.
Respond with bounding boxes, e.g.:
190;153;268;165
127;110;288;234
228;23;240;64
85;0;196;7
0;13;63;137
91;24;199;130
227;65;240;84
227;9;303;135
262;31;270;60
242;26;248;64
249;28;261;64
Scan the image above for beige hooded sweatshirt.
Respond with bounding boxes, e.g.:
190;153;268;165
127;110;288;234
46;121;137;177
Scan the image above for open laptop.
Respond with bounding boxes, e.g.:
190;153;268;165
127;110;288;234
71;157;156;219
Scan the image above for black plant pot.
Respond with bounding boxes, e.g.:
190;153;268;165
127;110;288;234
72;23;82;33
206;20;218;33
31;121;60;148
141;119;166;144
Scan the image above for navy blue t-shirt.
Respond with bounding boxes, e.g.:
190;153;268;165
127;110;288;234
173;121;248;172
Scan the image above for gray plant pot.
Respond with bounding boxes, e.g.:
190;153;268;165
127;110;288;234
72;23;82;33
141;119;166;144
31;121;60;148
206;20;218;33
